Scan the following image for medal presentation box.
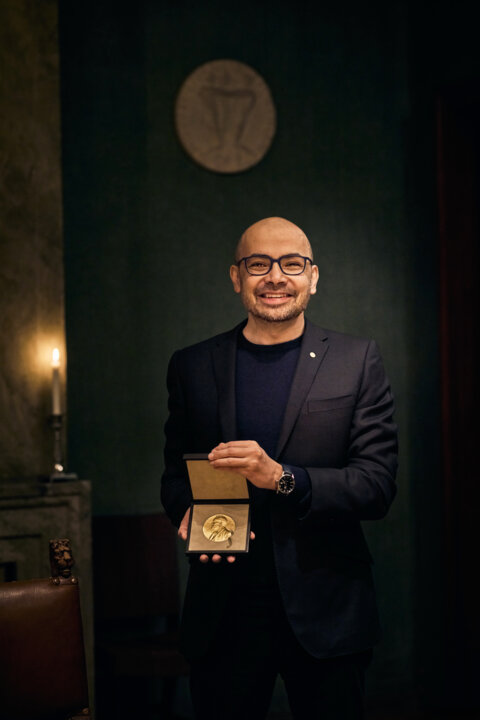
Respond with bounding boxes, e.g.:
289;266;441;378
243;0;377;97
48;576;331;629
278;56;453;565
183;454;250;555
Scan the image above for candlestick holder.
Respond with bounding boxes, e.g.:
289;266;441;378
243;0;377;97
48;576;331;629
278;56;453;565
48;413;78;482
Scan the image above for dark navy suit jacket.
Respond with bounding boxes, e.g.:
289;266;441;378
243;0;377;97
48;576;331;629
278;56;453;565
161;319;398;660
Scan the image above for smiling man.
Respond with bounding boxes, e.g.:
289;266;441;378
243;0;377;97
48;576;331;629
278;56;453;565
161;217;398;719
231;217;318;330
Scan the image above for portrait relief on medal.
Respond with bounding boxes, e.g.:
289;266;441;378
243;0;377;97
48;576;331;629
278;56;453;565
203;513;236;547
174;59;277;174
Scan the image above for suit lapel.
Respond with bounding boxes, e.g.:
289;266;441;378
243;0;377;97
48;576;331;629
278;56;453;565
211;323;243;442
275;321;329;458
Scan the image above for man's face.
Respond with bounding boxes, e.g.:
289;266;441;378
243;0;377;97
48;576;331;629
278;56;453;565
230;222;318;324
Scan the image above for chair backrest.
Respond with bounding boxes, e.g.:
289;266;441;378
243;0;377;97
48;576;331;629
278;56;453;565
0;539;89;720
92;513;180;622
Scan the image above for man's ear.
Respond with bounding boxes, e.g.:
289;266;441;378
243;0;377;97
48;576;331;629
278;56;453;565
310;264;319;295
230;264;241;294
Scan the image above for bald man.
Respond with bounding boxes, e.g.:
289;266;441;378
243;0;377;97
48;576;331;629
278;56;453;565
161;217;398;719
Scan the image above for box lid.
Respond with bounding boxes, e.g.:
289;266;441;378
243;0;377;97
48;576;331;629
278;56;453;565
184;454;249;500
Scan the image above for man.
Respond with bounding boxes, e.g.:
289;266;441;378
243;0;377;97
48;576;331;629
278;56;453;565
161;217;397;719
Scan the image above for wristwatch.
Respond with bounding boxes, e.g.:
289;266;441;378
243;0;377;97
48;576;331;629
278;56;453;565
275;467;295;495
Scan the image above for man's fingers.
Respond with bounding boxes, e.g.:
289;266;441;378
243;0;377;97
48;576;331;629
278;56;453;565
178;508;191;541
199;553;234;563
209;441;259;460
250;531;255;540
210;448;250;459
210;456;248;468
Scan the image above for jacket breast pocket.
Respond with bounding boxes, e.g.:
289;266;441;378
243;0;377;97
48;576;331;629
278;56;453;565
307;395;355;413
288;395;355;466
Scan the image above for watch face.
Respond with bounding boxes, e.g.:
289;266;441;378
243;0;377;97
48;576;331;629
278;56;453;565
279;473;295;495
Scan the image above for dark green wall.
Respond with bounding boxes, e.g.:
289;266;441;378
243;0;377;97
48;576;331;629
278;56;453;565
60;0;444;708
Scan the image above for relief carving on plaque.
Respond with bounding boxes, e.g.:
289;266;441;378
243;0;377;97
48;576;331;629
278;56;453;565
175;59;276;174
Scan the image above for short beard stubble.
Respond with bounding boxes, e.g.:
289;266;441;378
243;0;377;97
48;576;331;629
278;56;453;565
240;287;312;324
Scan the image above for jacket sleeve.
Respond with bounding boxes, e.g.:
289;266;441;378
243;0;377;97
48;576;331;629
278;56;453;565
301;340;398;525
161;351;192;527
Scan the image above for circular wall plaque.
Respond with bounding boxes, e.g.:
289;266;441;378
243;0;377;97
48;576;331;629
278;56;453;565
175;59;277;174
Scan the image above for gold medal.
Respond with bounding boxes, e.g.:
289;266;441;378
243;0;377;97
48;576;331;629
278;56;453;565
203;513;236;548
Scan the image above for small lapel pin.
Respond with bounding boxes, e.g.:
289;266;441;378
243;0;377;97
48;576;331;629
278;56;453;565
309;351;316;358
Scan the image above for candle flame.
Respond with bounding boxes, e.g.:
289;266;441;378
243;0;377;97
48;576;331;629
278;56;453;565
52;348;60;368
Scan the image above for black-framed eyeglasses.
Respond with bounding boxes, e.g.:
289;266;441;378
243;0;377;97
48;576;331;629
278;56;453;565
237;254;313;276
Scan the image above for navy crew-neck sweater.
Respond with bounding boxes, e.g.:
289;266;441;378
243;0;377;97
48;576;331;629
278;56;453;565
234;332;311;586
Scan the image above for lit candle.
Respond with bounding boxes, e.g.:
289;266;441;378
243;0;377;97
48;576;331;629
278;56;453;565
51;348;61;415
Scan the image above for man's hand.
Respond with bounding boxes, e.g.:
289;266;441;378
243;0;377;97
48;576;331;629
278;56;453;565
208;440;283;491
178;507;255;564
